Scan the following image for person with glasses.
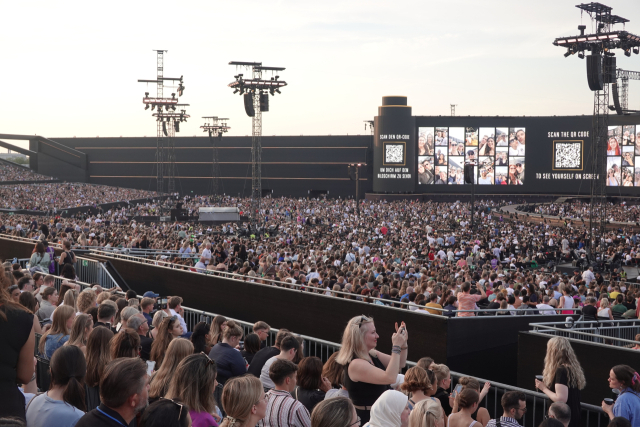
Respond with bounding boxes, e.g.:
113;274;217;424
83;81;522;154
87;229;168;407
334;315;408;425
165;352;221;427
216;375;266;427
485;391;526;427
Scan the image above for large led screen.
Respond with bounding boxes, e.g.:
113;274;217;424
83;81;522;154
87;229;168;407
418;126;525;185
606;125;640;186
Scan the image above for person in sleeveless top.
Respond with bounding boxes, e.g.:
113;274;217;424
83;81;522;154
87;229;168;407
535;337;586;427
559;287;574;315
447;389;480;427
334;315;408;425
450;377;490;426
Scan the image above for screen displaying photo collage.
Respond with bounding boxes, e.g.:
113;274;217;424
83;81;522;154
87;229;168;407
606;125;640;186
417;126;526;185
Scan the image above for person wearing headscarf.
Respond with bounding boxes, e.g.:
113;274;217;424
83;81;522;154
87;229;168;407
364;390;410;427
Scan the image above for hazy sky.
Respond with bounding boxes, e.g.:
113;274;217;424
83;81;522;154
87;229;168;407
3;0;640;150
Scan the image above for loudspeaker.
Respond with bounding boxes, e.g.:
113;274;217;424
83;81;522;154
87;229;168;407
243;93;255;117
464;164;475;184
260;93;269;112
174;121;180;132
612;82;623;115
604;56;616;84
162;121;168;136
586;54;604;91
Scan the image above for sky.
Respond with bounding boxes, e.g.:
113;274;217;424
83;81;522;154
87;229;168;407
2;0;640;151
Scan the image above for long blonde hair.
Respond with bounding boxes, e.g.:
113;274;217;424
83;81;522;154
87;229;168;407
409;399;443;427
38;305;75;355
67;314;92;348
542;336;586;390
335;315;373;365
219;375;263;427
149;338;194;399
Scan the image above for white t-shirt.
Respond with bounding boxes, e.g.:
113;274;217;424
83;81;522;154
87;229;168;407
536;304;556;315
201;248;212;265
260;356;279;390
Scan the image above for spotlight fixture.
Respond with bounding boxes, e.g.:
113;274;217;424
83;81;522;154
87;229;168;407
564;50;572;58
151;104;156;111
233;88;239;94
625;49;631;57
145;104;150;110
178;84;184;97
578;51;585;59
145;92;149;96
634;47;640;54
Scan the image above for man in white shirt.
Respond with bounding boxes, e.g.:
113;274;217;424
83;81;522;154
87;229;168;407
260;335;299;390
168;296;189;336
582;267;595;287
200;243;212;266
536;296;556;315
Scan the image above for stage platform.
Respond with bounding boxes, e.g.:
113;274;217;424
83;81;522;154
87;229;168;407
555;261;639;281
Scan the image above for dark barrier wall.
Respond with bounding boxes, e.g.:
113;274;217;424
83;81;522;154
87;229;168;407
373;96;416;193
101;256;448;362
414;114;640;195
54;135;372;198
30;138;89;182
517;332;640;406
447;314;577;384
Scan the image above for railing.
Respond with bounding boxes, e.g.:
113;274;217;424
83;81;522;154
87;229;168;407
531;319;640;347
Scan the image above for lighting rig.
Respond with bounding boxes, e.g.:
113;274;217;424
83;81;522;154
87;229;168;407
610;68;640;114
200;117;231;201
138;50;188;198
348;163;367;214
553;3;640;255
228;61;287;226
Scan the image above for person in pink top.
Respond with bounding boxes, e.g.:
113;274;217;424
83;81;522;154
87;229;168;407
457;282;486;317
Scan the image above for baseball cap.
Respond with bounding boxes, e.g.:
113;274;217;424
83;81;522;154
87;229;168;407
143;291;159;298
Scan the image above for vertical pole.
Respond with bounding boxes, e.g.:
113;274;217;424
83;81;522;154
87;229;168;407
156;51;164;197
355;165;360;215
471;173;475;233
251;67;263;227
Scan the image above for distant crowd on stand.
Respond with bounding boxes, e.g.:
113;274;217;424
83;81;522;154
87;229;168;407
0;162;56;182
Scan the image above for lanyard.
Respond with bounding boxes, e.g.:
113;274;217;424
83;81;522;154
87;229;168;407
96;408;128;427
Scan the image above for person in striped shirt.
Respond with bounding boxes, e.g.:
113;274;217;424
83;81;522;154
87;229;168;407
258;359;311;427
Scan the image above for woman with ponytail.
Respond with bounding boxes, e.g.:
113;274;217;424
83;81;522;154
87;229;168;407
26;345;87;426
602;365;640;424
219;375;266;427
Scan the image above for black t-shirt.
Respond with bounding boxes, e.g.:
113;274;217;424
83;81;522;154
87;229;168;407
582;305;597;318
434;387;453;416
0;305;33;419
555;366;582;427
247;346;280;377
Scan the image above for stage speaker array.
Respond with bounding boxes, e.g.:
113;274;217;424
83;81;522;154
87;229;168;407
611;82;623;115
260;93;269;112
244;93;255;117
586;54;603;91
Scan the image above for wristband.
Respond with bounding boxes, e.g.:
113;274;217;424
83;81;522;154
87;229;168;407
392;345;402;354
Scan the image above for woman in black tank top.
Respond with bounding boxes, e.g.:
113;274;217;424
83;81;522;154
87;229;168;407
334;315;409;424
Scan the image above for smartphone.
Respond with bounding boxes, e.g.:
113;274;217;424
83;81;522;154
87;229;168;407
454;384;463;396
146;360;156;376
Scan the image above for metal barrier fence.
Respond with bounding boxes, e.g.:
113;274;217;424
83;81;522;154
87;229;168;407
531;319;640;347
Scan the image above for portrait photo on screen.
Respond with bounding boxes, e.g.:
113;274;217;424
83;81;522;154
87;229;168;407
466;148;478;163
635;169;640;186
621;167;634;187
434;166;448;184
508;157;524;185
636;127;640;155
622;146;635;167
495;148;508;166
435;127;448;146
478;164;494;185
496;128;509;146
607;157;621;186
449;140;465;156
434;149;448;166
465;127;478;146
480;156;494;169
495;166;508;185
623;125;635;145
418;127;434;156
608;126;622;156
449;127;464;144
508;128;525;156
478;128;495;155
449;157;465;184
418;156;434;185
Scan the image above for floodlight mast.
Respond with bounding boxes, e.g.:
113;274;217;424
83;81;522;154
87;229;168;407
552;2;639;255
228;61;287;227
200;117;231;201
138;50;188;201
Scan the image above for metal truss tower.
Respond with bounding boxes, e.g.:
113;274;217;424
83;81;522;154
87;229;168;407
201;117;231;201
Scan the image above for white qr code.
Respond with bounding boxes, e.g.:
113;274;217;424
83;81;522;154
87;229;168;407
555;142;581;169
385;144;404;164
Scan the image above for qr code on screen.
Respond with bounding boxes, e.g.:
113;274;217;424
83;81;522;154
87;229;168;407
385;144;404;164
554;142;582;169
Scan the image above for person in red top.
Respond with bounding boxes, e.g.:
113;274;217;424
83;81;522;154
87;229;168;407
380;226;388;235
456;282;486;317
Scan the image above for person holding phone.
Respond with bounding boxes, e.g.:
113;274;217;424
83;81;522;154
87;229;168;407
335;315;408;424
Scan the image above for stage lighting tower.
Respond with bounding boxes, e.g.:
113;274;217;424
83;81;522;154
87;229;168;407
201;117;231;201
228;62;287;226
138;50;189;198
553;2;640;254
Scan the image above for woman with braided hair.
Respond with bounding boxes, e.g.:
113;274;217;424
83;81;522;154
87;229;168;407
219;375;266;427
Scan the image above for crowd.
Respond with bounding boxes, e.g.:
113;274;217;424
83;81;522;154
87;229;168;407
525;202;640;224
0;183;158;211
2;195;640;321
0;265;638;427
0;162;56;182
